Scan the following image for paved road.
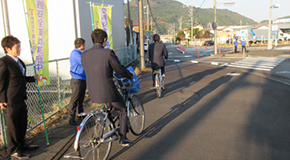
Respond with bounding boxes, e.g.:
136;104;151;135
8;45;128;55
59;60;290;160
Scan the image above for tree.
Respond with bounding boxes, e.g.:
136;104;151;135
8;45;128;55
177;31;185;40
191;28;199;38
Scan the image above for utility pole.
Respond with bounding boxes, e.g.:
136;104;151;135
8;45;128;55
179;17;182;31
268;0;272;50
150;17;153;33
214;0;217;55
138;0;145;70
147;4;149;32
183;5;193;42
173;23;176;43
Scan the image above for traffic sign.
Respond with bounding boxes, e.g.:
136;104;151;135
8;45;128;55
146;31;149;36
212;22;218;30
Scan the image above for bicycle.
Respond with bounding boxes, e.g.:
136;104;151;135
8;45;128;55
153;68;165;98
64;76;145;160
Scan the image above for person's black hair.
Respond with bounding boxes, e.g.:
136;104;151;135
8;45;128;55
1;35;20;54
91;29;107;44
153;34;160;42
74;38;85;48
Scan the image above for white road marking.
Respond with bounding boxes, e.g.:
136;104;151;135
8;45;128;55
276;71;290;74
226;73;241;76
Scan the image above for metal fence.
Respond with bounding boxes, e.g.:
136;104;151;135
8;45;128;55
0;45;137;149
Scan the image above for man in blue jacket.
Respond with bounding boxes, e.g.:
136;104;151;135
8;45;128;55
68;38;86;125
241;38;246;53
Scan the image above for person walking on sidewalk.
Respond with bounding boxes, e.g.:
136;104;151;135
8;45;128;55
234;39;238;53
0;35;39;160
81;29;133;146
147;34;168;89
68;38;87;125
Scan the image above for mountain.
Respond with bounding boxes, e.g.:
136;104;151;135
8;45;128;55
124;0;257;34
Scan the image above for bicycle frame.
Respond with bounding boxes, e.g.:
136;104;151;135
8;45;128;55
73;111;119;152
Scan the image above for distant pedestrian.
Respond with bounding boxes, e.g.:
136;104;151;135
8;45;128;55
241;38;246;53
234;39;238;53
68;38;87;125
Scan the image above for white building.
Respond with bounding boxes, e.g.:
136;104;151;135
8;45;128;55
0;0;127;78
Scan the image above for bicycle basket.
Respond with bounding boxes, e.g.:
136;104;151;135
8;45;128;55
114;66;140;94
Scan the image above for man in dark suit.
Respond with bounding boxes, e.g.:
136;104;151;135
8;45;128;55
81;29;133;146
147;34;168;88
0;35;39;159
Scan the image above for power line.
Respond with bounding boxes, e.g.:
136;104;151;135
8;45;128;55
146;0;159;33
192;0;207;18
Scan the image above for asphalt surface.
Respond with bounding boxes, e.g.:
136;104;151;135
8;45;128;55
5;46;290;160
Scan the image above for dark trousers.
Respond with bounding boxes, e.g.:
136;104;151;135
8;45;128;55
242;46;246;53
106;101;128;138
152;66;165;87
68;79;87;120
4;101;28;154
234;46;237;53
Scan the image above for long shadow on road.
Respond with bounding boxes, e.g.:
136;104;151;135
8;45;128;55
138;63;224;105
112;59;290;159
109;65;231;159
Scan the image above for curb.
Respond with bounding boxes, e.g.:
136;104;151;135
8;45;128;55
176;48;185;54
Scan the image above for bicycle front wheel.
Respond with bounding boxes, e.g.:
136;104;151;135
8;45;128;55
78;114;112;160
128;95;145;135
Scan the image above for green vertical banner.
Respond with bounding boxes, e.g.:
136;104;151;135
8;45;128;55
26;0;50;86
92;5;113;49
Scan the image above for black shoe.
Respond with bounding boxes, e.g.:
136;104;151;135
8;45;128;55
69;119;77;125
119;138;132;147
11;151;29;160
21;143;38;150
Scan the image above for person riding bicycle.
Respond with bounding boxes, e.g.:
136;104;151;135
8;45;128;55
81;29;134;146
147;34;168;89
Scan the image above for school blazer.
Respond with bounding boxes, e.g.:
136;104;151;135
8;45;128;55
81;43;133;103
0;55;35;104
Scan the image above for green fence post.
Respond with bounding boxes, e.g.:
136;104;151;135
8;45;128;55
56;60;62;109
0;109;8;149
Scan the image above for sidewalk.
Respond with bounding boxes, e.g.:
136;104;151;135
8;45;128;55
2;100;98;160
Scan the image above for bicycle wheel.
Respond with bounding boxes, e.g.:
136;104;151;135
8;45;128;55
155;74;162;98
161;76;165;91
77;114;112;160
128;95;145;135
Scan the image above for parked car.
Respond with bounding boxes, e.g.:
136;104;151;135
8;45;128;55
204;40;214;46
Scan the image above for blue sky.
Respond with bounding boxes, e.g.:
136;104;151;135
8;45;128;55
175;0;290;22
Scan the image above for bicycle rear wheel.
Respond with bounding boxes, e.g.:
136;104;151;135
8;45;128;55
78;114;112;160
128;95;145;135
155;74;162;98
161;77;165;90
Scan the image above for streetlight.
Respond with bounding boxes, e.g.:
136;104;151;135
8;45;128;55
268;0;280;50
